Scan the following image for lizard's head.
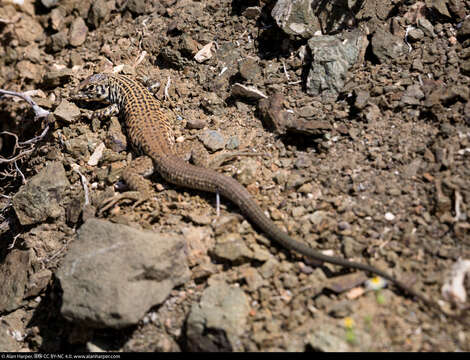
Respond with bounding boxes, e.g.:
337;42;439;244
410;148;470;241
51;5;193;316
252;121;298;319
72;73;110;102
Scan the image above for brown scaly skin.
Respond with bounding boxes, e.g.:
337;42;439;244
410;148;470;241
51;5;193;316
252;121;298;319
73;73;444;314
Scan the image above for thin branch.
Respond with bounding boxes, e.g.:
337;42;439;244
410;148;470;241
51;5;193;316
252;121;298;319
0;89;50;121
164;76;171;100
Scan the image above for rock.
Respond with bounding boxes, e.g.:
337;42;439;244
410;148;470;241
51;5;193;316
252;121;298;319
41;0;59;8
354;90;370;110
17;60;42;82
401;84;425;105
458;17;470;40
258;93;300;135
371;28;407;63
198;130;226;152
231;83;267;100
417;17;436;38
297;105;316;119
186;116;206;130
240;267;264;291
12;162;70;226
54;99;81;123
56;219;190;329
407;27;424;42
50;31;69;52
200;92;224;115
106;117;128;153
426;0;451;18
324;272;368;294
226;136;239;150
239;58;261;82
88;0;111;28
127;0;149;14
460;59;470;76
42;68;74;88
306;30;369;98
50;7;66;31
21;43;42;63
272;0;352;38
307;321;350;352
179;34;200;58
242;6;261;19
186;281;250;351
187;211;212;226
236;158;259;186
272;0;318;38
0;250;30;313
213;233;253;263
69;17;88;47
25;269;52;298
259;258;279;279
15;16;45;45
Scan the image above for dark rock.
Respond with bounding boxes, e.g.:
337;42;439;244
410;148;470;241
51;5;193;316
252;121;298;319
50;31;69;52
127;0;149;14
371;28;407;63
88;0;111;29
242;6;261;19
12;162;70;226
239;58;261;82
0;250;30;313
401;84;425;106
179;34;200;57
458;17;470;40
42;68;74;88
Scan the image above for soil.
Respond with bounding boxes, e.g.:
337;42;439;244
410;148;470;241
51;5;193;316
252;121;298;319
0;0;469;352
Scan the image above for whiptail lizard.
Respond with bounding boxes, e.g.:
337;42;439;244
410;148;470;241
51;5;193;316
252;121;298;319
73;73;441;313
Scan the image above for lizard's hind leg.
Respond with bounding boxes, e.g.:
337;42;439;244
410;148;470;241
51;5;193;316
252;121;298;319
98;156;155;215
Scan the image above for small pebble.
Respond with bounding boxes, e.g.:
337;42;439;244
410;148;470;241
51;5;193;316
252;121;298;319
384;212;395;221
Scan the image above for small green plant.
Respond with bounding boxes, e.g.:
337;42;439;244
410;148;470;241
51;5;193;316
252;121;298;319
344;317;357;345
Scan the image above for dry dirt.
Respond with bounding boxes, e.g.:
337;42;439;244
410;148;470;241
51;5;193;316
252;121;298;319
0;0;469;352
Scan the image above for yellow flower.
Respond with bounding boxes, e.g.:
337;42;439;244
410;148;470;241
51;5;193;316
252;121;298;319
344;317;355;329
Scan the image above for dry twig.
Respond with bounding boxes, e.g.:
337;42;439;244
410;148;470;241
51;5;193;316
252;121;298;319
0;88;52;179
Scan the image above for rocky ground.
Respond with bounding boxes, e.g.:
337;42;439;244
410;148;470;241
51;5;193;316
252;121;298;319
0;0;469;352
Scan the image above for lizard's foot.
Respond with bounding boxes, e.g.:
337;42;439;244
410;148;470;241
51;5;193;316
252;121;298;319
98;191;149;216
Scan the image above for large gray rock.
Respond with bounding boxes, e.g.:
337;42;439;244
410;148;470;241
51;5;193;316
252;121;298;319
186;281;250;351
306;30;368;98
12;162;69;226
272;0;351;38
57;219;190;329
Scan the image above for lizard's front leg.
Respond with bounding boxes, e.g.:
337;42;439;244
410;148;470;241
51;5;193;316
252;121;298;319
86;103;120;120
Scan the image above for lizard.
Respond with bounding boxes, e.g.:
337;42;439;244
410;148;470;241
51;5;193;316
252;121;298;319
72;73;442;313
